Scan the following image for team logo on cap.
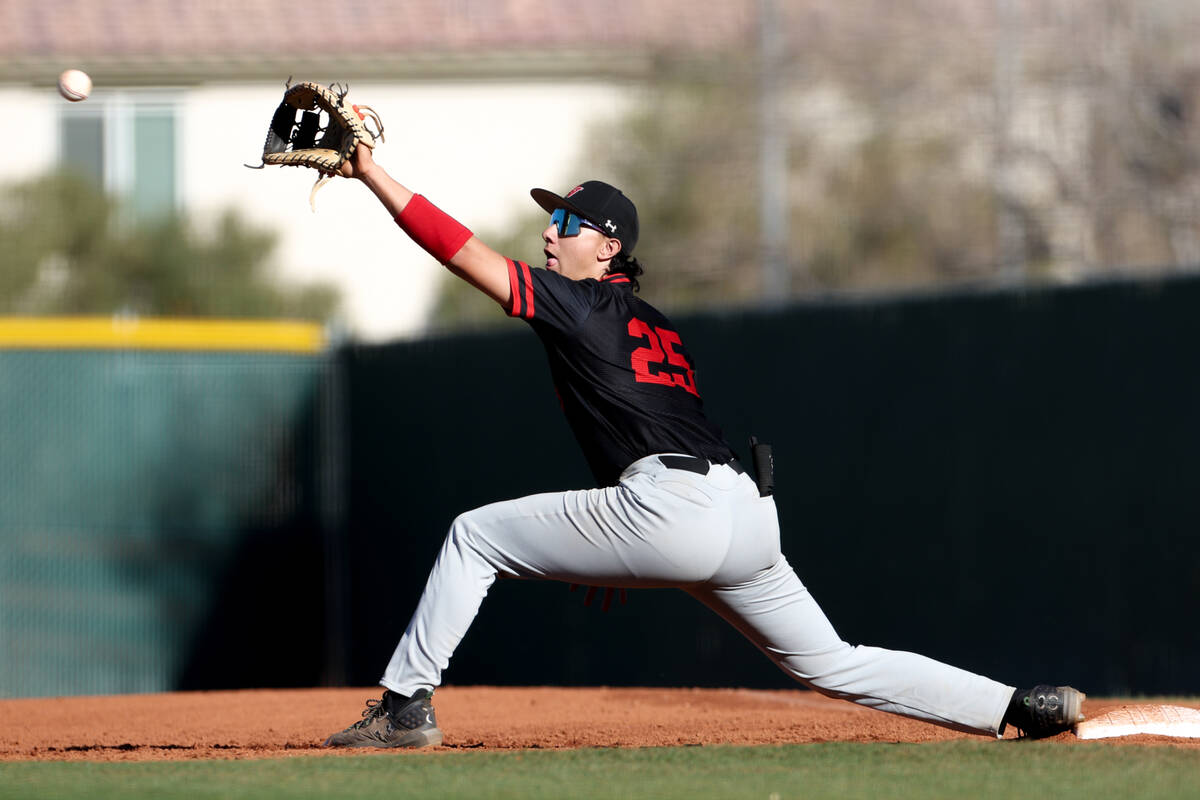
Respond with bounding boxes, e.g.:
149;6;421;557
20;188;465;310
566;186;584;198
605;220;617;232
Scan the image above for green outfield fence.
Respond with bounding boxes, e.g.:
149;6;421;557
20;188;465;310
0;318;344;697
2;274;1199;699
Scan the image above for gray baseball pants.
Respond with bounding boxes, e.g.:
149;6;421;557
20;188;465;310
381;454;1013;736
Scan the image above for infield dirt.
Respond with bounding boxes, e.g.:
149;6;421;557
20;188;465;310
2;688;1196;762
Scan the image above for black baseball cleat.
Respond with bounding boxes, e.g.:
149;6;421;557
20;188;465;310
1000;685;1086;739
323;689;443;748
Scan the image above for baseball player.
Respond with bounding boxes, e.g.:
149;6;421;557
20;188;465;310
322;142;1084;748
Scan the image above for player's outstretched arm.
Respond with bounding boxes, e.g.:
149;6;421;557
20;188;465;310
341;143;512;308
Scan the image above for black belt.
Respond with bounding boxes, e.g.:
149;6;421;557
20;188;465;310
659;454;745;476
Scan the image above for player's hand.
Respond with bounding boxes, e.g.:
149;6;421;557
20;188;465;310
335;141;376;180
569;584;628;613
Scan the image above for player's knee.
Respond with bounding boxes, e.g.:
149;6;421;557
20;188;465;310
446;509;490;553
443;510;510;577
447;511;476;540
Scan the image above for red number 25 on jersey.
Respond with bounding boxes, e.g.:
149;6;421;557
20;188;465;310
627;318;700;397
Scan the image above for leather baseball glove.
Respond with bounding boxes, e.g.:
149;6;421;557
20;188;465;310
248;80;384;209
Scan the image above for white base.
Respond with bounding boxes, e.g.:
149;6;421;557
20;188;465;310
1074;704;1200;740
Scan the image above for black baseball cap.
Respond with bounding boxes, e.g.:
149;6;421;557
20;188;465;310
530;180;639;254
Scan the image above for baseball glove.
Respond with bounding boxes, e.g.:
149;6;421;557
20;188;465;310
248;80;385;210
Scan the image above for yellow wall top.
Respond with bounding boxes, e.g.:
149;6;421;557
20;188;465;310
0;317;326;354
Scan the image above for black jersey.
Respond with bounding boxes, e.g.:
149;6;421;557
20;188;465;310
507;259;734;486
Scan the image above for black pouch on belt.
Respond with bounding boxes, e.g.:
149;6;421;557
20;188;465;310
748;436;774;497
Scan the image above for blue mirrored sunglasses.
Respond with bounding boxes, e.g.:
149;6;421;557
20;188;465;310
550;207;604;237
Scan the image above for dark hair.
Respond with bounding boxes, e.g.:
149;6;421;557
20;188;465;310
606;253;644;292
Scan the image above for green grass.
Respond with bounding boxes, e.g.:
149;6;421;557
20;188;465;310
2;741;1199;800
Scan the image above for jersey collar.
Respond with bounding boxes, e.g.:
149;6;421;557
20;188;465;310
601;273;632;285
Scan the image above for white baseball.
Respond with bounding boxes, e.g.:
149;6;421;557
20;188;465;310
57;69;92;102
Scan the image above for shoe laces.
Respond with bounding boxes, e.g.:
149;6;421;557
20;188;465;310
349;697;388;730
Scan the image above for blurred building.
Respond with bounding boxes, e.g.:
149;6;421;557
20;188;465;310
0;0;754;340
3;1;1199;336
